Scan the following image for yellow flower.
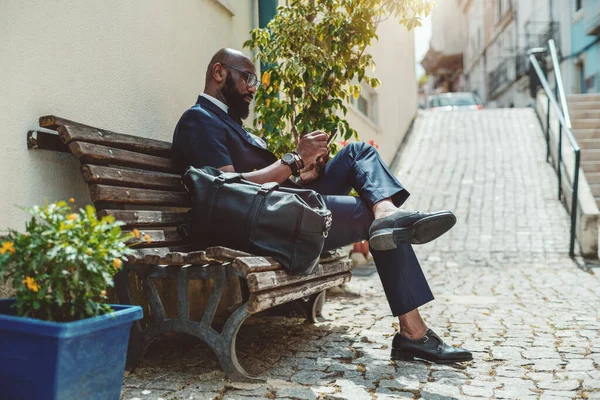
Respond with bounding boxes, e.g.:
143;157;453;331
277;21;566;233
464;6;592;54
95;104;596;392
143;234;152;244
69;197;75;204
132;229;141;239
265;98;271;108
112;258;122;269
261;71;271;87
23;276;40;293
0;241;15;255
100;290;107;297
67;213;79;221
86;249;93;256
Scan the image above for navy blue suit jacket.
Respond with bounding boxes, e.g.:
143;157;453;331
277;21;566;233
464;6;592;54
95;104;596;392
172;96;277;174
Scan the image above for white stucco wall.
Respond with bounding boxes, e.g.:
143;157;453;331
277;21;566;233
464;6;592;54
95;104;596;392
345;19;418;165
0;0;254;230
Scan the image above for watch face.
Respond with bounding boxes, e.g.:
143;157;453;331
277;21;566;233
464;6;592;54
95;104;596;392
282;153;295;164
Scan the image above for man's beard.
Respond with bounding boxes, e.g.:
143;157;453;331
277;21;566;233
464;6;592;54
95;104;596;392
220;74;250;120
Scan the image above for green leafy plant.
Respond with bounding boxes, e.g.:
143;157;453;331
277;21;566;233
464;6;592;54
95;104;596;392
0;199;139;322
244;0;434;157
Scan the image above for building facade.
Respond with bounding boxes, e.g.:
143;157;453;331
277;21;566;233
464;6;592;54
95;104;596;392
0;0;417;230
460;0;599;106
421;0;468;94
553;0;600;95
459;0;558;107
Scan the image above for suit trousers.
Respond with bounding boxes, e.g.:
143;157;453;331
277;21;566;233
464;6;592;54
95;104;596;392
305;142;434;316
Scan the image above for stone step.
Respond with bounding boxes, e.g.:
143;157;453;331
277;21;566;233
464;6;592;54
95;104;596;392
581;160;600;172
570;109;600;120
572;129;600;140
581;149;600;161
567;93;600;102
571;119;600;129
577;138;600;149
585;172;600;185
568;101;600;111
590;183;600;198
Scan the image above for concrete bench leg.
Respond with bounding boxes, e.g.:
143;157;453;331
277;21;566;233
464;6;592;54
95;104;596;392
114;265;263;382
296;290;326;323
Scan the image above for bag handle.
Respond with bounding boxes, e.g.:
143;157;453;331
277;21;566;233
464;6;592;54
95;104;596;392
245;182;280;242
205;174;237;229
215;172;243;183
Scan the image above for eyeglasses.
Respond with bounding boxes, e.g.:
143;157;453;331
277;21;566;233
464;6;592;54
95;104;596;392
221;63;260;88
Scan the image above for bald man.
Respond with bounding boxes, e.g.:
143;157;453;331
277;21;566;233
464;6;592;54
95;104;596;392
172;48;472;364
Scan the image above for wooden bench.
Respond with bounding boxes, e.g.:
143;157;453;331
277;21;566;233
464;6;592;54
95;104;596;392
27;116;352;382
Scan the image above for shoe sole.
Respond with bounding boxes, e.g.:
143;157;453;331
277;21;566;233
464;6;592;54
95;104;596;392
369;212;457;251
390;349;473;364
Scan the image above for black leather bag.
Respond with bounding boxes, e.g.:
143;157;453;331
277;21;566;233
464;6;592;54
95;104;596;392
182;166;333;275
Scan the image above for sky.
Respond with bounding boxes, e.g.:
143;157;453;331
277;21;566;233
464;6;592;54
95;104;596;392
413;13;432;80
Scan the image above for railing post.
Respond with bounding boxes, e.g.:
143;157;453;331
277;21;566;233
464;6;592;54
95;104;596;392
557;124;563;200
529;43;581;258
570;150;581;257
546;96;551;162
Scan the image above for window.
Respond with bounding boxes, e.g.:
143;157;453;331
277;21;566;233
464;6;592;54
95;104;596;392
351;86;379;125
357;95;368;116
575;61;585;94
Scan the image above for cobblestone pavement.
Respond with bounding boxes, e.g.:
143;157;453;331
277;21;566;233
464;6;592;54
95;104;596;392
121;109;600;400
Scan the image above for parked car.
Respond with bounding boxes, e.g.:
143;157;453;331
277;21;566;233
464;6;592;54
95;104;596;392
426;92;484;111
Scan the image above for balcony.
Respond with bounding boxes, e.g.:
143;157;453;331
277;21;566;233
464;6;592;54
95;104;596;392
585;0;600;36
524;21;561;52
488;60;509;98
515;51;528;79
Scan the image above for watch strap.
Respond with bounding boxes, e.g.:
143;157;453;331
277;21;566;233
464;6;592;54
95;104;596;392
281;153;300;176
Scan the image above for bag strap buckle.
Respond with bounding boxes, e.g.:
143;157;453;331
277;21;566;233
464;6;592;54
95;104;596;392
323;213;333;238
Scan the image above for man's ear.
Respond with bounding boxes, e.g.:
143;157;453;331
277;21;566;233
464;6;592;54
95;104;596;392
213;64;225;83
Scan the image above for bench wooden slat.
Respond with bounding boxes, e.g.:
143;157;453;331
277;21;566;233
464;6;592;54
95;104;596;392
98;209;189;227
40;115;97;131
232;256;282;274
206;246;252;261
90;184;191;207
82;165;185;192
248;272;351;313
246;258;352;292
210;246;348;268
127;246;194;264
128;248;212;265
38;116;172;158
319;249;348;263
69;141;176;173
125;229;184;247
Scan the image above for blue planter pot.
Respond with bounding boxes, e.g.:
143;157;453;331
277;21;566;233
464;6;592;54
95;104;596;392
0;299;143;400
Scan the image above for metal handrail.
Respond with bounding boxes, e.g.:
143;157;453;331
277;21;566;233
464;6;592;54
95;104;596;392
528;39;581;257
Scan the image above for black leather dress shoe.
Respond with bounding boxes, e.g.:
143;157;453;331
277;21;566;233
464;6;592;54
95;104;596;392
369;209;456;251
391;329;473;364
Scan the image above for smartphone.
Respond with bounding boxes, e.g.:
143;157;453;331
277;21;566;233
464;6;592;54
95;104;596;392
327;128;338;145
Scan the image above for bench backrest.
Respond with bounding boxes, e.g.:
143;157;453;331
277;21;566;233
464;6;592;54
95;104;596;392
39;116;191;253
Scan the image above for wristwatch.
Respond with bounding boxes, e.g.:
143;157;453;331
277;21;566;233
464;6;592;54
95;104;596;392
281;153;301;177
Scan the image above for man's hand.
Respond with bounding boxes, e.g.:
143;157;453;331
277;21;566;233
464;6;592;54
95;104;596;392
298;162;321;185
296;131;329;167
